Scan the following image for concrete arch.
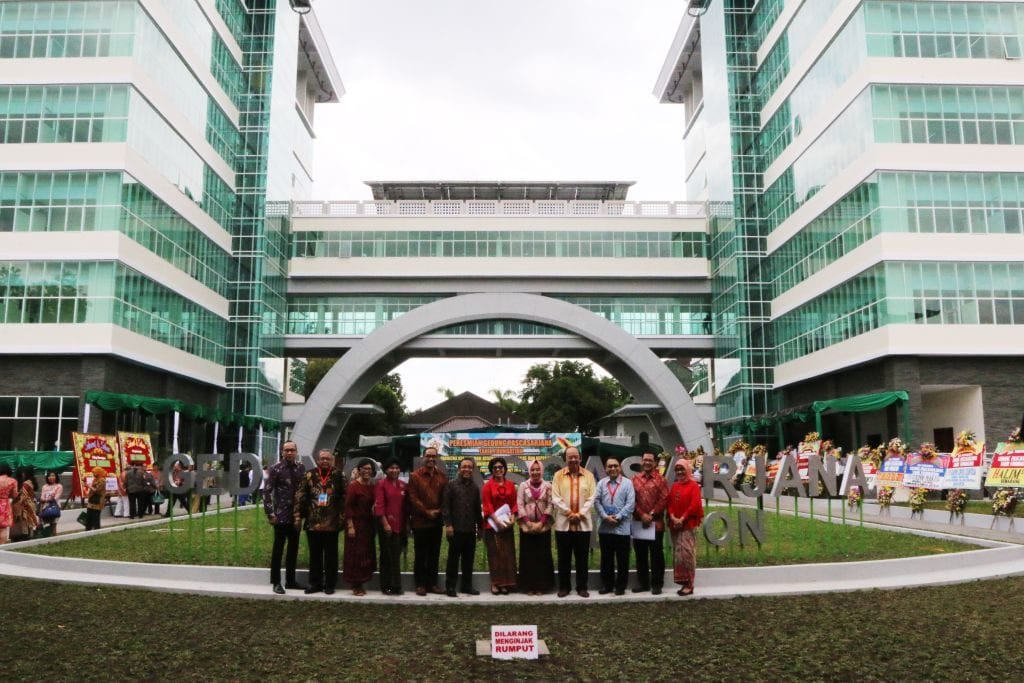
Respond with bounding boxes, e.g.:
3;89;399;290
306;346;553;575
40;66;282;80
290;293;712;460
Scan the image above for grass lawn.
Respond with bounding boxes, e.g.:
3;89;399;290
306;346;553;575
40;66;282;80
889;499;1024;517
2;575;1023;681
19;504;973;569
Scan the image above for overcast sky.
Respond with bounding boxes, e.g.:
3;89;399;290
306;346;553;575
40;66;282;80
306;1;686;412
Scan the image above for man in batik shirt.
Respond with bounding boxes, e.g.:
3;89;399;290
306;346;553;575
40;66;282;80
265;440;306;594
551;446;596;598
294;449;346;595
631;448;669;594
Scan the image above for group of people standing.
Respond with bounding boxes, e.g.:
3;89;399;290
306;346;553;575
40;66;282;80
264;441;705;598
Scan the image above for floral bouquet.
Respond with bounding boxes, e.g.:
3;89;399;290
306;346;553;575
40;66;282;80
918;442;937;460
909;487;929;513
955;430;976;448
886;437;905;456
727;440;750;455
877;486;895;509
992;489;1018;516
946;489;968;515
743;444;768;488
1008;426;1022;444
847;486;862;508
804;431;820;443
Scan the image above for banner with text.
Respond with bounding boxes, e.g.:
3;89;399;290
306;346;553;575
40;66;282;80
901;452;949;490
986;442;1024;488
876;455;906;488
421;432;581;479
944;441;986;490
117;432;154;470
71;432;122;497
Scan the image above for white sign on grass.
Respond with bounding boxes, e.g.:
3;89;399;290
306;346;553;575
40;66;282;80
491;625;538;660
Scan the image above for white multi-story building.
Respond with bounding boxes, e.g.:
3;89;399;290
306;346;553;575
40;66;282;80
0;0;339;455
656;0;1024;451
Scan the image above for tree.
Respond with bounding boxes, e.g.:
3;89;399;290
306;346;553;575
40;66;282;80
490;388;521;415
437;386;455;400
518;360;629;434
302;358;407;452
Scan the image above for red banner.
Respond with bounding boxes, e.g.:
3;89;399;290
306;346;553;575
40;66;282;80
117;432;154;470
71;432;121;498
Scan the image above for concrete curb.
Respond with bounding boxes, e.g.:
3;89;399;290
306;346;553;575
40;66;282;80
3;530;1023;604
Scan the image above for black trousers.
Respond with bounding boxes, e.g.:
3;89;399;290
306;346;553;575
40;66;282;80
599;533;631;592
85;508;102;531
413;525;443;588
379;530;403;593
270;523;300;586
633;531;665;588
306;530;339;590
445;531;476;591
555;530;591;592
128;492;146;518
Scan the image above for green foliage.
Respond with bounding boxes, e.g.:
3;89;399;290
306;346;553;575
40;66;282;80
437;386;456;400
489;388;521;414
5;573;1024;680
518;360;628;434
302;359;407;452
287;358;307;396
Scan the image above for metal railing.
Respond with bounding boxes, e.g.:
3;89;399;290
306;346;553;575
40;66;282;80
278;200;707;219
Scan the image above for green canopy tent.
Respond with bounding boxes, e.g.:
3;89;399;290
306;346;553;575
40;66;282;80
0;451;74;471
811;390;911;445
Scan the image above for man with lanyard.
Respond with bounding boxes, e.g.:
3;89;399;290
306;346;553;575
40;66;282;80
265;440;307;594
631;449;669;594
551;446;597;598
595;458;635;595
407;446;448;596
294;449;346;595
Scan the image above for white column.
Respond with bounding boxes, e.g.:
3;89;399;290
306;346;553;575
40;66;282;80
172;411;180;453
237;425;243;453
257;423;264;461
82;404;91;433
212;421;219;453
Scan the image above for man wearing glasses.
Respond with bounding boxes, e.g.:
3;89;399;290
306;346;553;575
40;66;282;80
265;440;307;594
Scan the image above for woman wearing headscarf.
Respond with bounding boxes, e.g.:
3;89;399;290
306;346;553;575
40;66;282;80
0;463;16;544
343;458;378;596
482;457;518;595
85;467;109;531
10;479;39;541
516;459;554;595
667;458;704;596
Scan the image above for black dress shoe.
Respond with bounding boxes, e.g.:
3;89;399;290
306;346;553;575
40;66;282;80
462;587;480;596
446;589;458;597
598;587;613;595
272;584;285;595
577;590;590;598
632;585;650;593
324;587;335;595
285;582;305;590
652;586;663;595
304;586;322;595
614;589;625;596
557;590;569;598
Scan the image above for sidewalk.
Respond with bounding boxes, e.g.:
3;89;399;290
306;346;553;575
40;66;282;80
50;493;242;536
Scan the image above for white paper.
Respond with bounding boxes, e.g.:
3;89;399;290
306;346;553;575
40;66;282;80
630;520;656;540
488;503;512;532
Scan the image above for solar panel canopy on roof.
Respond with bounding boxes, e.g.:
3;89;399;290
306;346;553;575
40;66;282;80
365;181;634;201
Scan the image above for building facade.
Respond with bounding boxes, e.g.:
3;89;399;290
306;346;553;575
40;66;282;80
0;0;339;454
283;181;716;456
656;0;1024;450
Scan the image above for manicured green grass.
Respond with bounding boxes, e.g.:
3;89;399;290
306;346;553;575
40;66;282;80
889;499;1024;517
19;504;974;569
2;575;1022;681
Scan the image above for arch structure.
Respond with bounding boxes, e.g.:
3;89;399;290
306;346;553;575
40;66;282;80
290;293;713;460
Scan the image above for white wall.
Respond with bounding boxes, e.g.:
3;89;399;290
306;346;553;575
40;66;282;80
921;386;985;447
